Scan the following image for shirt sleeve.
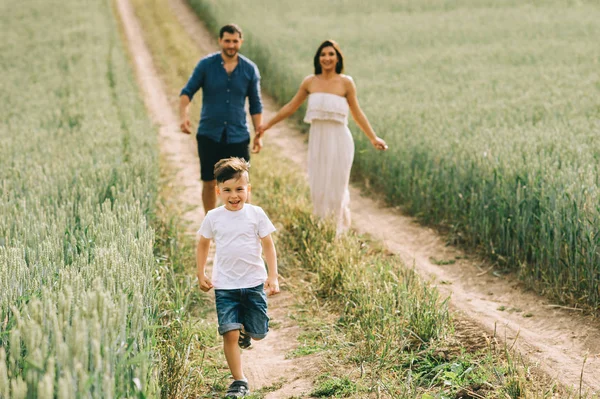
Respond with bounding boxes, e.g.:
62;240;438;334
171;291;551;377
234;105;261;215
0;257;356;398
180;58;206;101
256;207;276;238
197;212;214;239
247;64;263;115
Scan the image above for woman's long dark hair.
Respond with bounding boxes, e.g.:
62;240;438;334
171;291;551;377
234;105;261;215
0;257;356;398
313;40;344;75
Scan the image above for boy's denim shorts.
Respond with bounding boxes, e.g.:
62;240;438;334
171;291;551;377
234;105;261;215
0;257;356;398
214;283;269;338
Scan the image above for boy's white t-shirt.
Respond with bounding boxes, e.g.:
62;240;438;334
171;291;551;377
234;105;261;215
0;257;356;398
198;204;276;290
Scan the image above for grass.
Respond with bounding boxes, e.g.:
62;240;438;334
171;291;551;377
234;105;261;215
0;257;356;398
188;0;600;311
311;375;359;397
249;151;578;398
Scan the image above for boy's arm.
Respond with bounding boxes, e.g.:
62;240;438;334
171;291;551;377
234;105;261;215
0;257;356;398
196;236;213;292
261;234;279;296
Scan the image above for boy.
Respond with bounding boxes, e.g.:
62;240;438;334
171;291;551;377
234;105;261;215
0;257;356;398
196;157;279;398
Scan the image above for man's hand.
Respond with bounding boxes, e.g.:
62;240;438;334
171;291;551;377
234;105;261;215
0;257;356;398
180;118;192;135
198;273;213;292
264;276;280;296
251;135;263;153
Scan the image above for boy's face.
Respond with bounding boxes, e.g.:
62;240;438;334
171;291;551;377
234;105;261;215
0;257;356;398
216;174;250;212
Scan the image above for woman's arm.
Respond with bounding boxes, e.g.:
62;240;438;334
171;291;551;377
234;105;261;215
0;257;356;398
345;76;388;151
257;76;312;136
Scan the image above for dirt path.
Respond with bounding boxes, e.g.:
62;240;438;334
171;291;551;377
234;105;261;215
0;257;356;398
115;0;202;229
116;0;319;397
166;1;600;395
119;0;600;395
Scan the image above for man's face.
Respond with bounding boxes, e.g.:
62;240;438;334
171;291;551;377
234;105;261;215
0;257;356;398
219;32;243;59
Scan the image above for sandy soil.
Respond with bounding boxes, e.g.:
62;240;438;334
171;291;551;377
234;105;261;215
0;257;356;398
118;0;600;396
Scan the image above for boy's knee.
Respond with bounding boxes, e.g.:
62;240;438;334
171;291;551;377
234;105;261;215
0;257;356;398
223;330;239;342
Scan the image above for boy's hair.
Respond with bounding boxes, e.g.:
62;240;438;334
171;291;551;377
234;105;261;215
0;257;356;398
214;157;250;184
219;24;243;39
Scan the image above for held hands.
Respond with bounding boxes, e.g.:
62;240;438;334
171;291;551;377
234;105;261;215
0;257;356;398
371;136;388;151
197;273;213;292
251;124;268;154
180;118;192;135
264;276;280;296
251;135;263;154
256;124;267;137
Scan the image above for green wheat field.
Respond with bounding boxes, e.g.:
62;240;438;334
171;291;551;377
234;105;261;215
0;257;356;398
1;0;599;397
0;0;159;396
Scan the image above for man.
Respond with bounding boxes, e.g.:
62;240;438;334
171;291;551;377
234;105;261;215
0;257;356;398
180;24;263;212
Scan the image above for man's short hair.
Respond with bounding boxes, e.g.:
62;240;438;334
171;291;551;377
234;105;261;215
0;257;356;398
219;24;243;39
214;157;250;183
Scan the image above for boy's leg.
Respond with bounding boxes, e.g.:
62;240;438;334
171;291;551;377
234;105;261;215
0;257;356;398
223;330;245;380
215;288;251;397
238;327;252;349
241;284;269;342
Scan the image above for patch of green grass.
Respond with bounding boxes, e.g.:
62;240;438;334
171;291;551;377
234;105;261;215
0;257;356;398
430;257;457;266
288;331;329;358
311;375;359;398
254;379;285;395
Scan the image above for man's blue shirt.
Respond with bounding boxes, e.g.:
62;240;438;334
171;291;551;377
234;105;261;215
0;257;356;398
180;52;262;144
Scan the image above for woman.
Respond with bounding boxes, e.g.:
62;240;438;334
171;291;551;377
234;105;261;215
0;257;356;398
256;39;388;233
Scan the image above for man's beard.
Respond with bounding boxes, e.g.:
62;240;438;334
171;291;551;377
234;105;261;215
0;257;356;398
223;49;237;58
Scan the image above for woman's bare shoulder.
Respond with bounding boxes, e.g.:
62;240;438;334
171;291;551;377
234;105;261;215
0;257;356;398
300;75;316;91
303;74;317;83
340;74;356;91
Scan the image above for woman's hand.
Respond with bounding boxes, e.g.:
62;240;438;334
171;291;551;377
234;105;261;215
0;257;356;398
371;137;388;151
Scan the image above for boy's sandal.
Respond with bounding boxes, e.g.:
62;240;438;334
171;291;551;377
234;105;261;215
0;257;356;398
238;329;252;349
225;380;249;398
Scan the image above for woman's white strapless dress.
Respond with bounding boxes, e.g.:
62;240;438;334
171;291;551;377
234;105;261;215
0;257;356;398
303;92;354;233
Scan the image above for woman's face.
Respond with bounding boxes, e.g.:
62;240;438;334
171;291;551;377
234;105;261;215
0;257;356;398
319;46;338;72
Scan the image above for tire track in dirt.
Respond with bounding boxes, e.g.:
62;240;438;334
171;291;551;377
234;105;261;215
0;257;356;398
166;0;600;394
115;0;203;231
117;0;320;397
